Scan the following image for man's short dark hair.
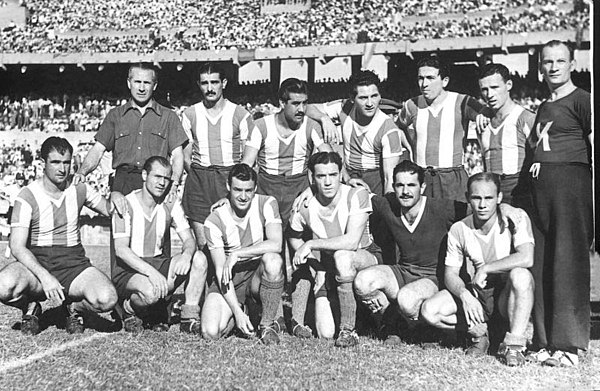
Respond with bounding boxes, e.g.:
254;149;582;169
541;40;574;61
278;78;308;102
393;160;425;186
478;63;511;83
308;152;343;173
348;70;380;97
41;137;73;161
417;56;450;80
228;163;257;186
128;62;158;82
143;156;171;174
197;62;228;82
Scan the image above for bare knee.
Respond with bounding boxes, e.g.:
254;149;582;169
191;252;208;275
397;289;421;320
261;253;283;281
0;273;20;302
88;286;118;312
508;268;534;294
333;251;355;281
420;299;440;326
201;322;221;341
353;269;377;299
134;285;159;308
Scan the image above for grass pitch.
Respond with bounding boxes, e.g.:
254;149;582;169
0;243;598;390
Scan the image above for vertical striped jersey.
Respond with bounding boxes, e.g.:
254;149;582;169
112;190;190;258
323;100;402;171
289;184;373;249
181;100;253;167
399;92;483;168
445;209;534;271
479;105;535;175
204;194;281;257
11;181;103;247
246;114;325;176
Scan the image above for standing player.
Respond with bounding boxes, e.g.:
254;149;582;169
527;40;593;367
242;78;331;338
0;137;118;335
398;56;488;201
353;160;468;340
477;63;536;206
182;63;254;251
306;70;408;195
112;157;206;333
287;152;380;347
421;173;535;366
201;164;285;345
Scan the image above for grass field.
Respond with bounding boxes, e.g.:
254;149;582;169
0;242;599;390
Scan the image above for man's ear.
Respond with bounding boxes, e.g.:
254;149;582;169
497;191;503;205
142;170;147;182
308;173;314;185
420;183;426;195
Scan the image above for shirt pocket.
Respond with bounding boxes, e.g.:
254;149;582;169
114;128;132;156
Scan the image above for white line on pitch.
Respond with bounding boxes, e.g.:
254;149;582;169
0;333;108;374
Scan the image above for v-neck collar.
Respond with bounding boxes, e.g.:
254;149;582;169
401;197;427;233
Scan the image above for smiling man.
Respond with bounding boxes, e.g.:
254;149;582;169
307;70;408;195
201;163;284;345
112;156;206;333
181;63;254;253
398;56;488;202
0;137;118;335
421;173;534;366
477;63;535;206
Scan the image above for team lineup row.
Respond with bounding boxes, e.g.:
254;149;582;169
0;39;591;369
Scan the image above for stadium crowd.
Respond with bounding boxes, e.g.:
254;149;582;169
0;0;587;53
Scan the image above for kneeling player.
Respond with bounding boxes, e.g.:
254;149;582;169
201;164;284;344
112;156;207;332
0;136;118;335
420;173;534;366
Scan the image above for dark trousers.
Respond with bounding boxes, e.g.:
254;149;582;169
530;163;593;352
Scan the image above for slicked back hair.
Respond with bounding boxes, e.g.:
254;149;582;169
143;156;171;174
278;78;309;102
197;62;228;82
393;160;425;186
541;40;574;61
348;70;381;98
228;163;257;186
128;62;158;82
41;137;73;160
478;63;511;83
417;56;450;80
308;151;343;174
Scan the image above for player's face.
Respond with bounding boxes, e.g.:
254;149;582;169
540;44;574;90
468;180;502;223
281;92;308;128
418;66;448;101
393;171;424;209
43;149;71;187
353;85;381;119
198;72;227;103
228;177;256;214
127;68;157;107
311;162;341;201
143;163;172;199
479;73;512;111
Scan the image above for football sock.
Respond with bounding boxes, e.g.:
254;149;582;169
291;277;311;325
259;278;284;327
337;281;356;331
181;304;200;320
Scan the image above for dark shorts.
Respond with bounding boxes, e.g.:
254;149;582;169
453;275;507;331
347;167;382;196
183;164;232;223
389;264;439;289
498;172;533;211
257;170;308;224
31;244;92;296
206;258;261;305
112;166;144;195
112;254;171;298
423;166;468;202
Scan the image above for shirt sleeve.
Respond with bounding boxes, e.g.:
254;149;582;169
166;111;189;152
511;210;535;248
288;208;307;237
181;109;194;142
83;183;103;210
349;188;372;216
112;204;132;239
204;215;225;251
518;109;536;139
10;197;32;228
239;111;254;142
95;109;116;151
444;223;465;268
263;196;282;226
309;123;325;150
245;124;264;151
170;200;191;233
381;127;403;158
461;95;485;122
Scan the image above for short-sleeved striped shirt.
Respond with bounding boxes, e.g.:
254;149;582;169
112;190;190;258
246;114;325;176
445;210;534;271
204;194;281;257
400;92;483;168
479;105;535;175
11;181;103;247
289;184;373;249
182;100;253;167
323;101;402;172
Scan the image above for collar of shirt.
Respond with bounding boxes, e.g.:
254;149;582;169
122;99;162;117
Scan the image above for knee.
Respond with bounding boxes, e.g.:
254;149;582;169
90;286;118;312
333;251;354;281
201;319;222;341
353;270;376;298
0;274;19;302
508;268;534;293
136;285;160;308
419;299;438;326
397;289;420;320
261;253;283;279
191;252;208;274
